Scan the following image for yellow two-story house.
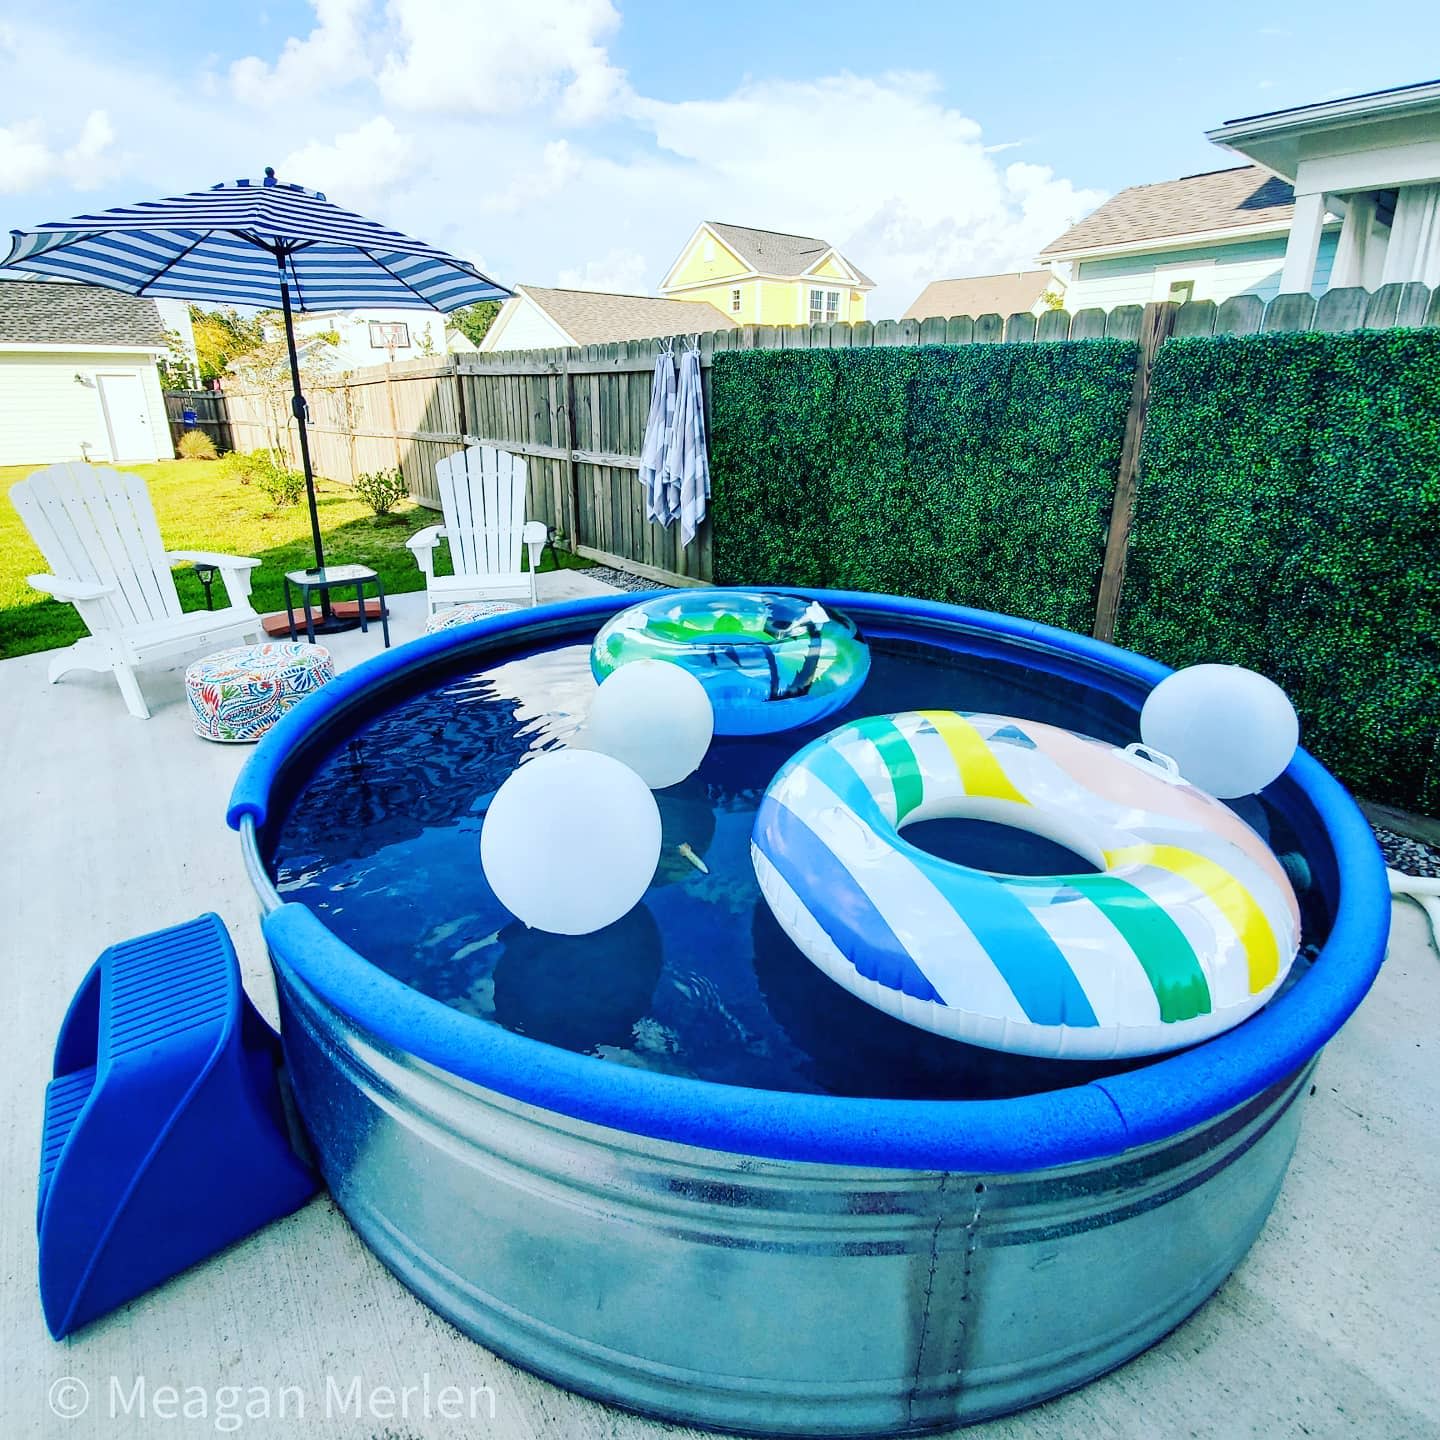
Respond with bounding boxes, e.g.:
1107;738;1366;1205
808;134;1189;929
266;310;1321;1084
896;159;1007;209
659;222;874;327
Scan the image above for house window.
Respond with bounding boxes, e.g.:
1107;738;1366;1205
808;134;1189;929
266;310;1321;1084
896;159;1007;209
809;288;840;324
1167;280;1195;305
730;287;742;313
369;321;410;350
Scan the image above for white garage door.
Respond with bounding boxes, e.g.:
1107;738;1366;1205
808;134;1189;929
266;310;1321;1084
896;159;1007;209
97;372;154;460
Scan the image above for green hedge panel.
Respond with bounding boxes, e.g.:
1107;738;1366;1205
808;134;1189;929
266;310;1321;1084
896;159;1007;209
1118;330;1440;812
710;340;1138;634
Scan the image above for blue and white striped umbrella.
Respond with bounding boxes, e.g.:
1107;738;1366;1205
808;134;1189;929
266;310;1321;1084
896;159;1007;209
2;168;511;312
3;168;512;585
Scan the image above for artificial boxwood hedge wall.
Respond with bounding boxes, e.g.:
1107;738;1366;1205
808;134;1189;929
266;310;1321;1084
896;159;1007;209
1117;330;1440;812
709;340;1139;634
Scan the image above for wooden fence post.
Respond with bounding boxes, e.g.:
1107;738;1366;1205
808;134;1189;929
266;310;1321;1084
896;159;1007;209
453;356;470;443
383;364;403;471
1092;300;1178;643
560;355;581;550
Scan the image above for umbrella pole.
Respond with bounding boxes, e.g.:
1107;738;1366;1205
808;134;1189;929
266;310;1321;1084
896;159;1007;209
277;259;326;577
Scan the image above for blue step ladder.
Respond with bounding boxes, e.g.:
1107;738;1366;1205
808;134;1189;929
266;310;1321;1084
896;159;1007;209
38;914;318;1339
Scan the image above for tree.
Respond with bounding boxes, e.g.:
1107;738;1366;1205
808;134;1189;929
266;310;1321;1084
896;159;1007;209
227;323;339;456
449;301;502;347
190;305;265;382
157;328;197;389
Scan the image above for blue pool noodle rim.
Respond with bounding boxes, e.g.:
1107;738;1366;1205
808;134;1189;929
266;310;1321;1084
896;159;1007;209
230;591;1391;1172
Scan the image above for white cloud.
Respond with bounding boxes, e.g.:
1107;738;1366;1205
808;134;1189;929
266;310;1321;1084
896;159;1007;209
281;116;417;211
0;122;51;193
1;10;1108;323
481;139;583;215
557;248;650;293
634;74;1106;313
377;0;627;118
0;109;116;193
231;0;374;105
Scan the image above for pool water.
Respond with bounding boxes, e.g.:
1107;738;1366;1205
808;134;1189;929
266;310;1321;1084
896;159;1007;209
268;631;1327;1100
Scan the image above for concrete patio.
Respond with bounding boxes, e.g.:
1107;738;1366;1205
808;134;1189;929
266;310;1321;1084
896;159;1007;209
2;579;1436;1439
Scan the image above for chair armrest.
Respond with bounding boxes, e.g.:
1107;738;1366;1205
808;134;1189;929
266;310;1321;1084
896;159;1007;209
522;521;548;572
405;526;445;554
167;551;262;570
27;574;114;603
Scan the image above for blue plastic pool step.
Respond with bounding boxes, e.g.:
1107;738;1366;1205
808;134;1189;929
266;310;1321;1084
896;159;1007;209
37;914;318;1339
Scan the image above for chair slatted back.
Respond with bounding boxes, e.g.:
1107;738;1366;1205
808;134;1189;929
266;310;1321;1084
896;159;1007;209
434;446;527;580
11;463;182;627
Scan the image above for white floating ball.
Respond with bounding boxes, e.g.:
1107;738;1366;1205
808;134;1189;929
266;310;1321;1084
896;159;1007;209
480;750;661;935
586;659;715;790
1140;664;1299;799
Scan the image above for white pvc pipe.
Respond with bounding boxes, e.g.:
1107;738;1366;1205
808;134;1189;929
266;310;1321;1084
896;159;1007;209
1388;868;1440;953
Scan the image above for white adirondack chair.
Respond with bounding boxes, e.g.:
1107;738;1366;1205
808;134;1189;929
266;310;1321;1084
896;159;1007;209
406;445;547;615
11;463;263;719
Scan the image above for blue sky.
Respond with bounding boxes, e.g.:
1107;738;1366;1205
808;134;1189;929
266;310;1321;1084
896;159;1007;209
2;2;1433;315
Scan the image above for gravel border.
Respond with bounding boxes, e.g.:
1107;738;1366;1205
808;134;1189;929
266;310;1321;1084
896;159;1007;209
1374;825;1440;878
583;565;662;593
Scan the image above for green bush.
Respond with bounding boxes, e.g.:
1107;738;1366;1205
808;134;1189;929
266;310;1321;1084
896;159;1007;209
254;459;306;509
216;448;306;508
1118;330;1440;812
708;339;1138;633
216;448;278;485
176;429;217;460
353;466;409;517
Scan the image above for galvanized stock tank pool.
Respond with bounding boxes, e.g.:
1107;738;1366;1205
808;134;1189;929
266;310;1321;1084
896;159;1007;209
229;591;1389;1436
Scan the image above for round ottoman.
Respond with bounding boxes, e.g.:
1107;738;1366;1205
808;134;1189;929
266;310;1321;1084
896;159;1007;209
424;600;523;634
186;642;335;743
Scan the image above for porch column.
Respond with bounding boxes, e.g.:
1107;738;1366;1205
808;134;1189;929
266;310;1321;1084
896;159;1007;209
1280;191;1327;294
1330;192;1375;289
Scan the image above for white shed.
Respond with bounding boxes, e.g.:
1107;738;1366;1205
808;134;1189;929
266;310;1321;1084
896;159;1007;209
0;281;172;466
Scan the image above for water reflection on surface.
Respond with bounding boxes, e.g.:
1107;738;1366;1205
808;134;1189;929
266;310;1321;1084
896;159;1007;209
271;633;1328;1099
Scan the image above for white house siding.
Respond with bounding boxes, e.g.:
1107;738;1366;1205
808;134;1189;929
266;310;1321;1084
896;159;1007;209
478;297;573;352
1066;230;1339;311
0;350;170;466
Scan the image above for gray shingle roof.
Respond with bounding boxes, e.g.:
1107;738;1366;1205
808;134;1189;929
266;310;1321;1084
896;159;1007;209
0;279;166;347
903;270;1062;321
1037;166;1295;258
519;286;736;345
706;223;875;287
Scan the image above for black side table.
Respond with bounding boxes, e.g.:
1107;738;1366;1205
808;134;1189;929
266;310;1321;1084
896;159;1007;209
283;564;391;647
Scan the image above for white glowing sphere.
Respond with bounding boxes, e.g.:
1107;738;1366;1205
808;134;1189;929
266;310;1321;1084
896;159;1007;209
1140;664;1299;798
480;750;661;935
586;659;714;790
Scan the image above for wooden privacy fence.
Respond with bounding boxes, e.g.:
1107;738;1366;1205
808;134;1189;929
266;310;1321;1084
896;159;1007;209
163;389;233;454
221;280;1440;590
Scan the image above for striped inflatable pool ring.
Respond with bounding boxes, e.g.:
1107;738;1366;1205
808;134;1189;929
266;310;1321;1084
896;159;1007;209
751;710;1302;1060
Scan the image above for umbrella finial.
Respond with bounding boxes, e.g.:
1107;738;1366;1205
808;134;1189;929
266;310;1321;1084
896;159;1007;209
263;167;277;186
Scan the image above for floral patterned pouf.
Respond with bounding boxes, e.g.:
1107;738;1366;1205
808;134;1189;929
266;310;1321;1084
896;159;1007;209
186;642;335;743
423;600;523;634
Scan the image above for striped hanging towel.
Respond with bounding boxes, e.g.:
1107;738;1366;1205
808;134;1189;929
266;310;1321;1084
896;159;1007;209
662;348;710;546
638;350;677;526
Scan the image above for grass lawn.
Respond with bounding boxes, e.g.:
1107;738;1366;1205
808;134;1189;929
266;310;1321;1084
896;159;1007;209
0;459;591;660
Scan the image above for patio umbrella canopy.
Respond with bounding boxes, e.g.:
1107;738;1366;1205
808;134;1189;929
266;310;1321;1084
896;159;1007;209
2;168;512;607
